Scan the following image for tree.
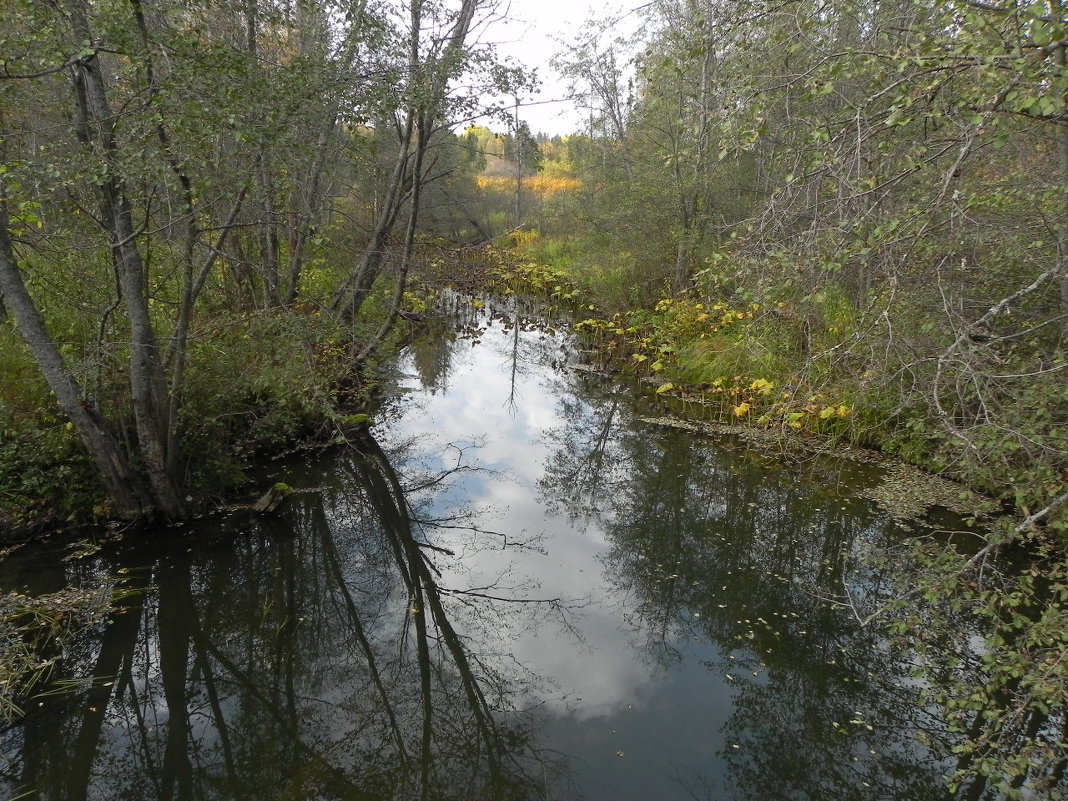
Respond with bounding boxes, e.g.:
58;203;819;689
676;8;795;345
0;172;146;516
544;0;1068;793
1;0;517;520
550;3;754;294
555;0;1066;519
1;0;536;521
331;0;482;322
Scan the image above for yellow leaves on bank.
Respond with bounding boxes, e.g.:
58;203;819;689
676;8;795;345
819;404;852;420
569;287;857;435
749;378;774;395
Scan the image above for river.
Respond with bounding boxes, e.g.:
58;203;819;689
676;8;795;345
0;295;971;800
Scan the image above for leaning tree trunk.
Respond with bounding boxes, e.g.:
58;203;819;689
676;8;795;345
358;112;430;361
330;0;479;323
0;206;147;517
330;120;413;322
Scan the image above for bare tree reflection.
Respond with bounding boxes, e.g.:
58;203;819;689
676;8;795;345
539;404;970;799
0;433;566;800
537;383;629;523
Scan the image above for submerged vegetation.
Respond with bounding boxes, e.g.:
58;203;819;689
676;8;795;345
0;581;130;721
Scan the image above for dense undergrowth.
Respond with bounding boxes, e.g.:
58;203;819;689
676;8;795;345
0;301;391;537
504;232;1065;535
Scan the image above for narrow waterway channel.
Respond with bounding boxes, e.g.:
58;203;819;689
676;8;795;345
1;296;972;800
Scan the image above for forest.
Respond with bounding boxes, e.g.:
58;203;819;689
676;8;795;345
0;0;1066;796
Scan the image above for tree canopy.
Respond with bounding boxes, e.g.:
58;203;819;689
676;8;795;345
0;0;527;522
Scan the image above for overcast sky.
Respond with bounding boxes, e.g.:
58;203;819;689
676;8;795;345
473;0;642;137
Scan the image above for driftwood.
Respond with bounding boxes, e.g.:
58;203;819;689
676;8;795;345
251;483;293;514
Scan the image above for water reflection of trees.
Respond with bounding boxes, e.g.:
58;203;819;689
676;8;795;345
539;391;964;800
403;293;562;401
0;433;558;801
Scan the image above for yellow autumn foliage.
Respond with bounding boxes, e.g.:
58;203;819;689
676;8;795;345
749;378;774;394
476;174;582;199
526;174;582;198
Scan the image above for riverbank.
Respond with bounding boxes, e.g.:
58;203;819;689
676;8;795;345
495;235;1066;544
1;279;1066;796
0;303;394;541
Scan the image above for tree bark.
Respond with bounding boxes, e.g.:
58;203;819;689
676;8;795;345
1052;0;1068;317
258;160;283;308
330;121;413;321
67;0;185;518
284;113;336;305
0;199;147;517
358;113;429;361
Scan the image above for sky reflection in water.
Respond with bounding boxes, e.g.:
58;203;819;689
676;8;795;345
378;302;954;800
0;300;965;801
387;314;660;721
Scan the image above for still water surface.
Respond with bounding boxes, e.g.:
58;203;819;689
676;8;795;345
0;298;963;800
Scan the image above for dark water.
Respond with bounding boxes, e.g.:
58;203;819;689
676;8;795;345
0;298;965;800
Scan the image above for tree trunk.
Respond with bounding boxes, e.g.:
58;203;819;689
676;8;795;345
330;0;479;323
165;186;248;473
673;189;696;293
330;122;413;321
258;159;282;308
1053;0;1068;316
0;206;147;517
284;114;337;305
358;111;430;361
67;0;185;518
